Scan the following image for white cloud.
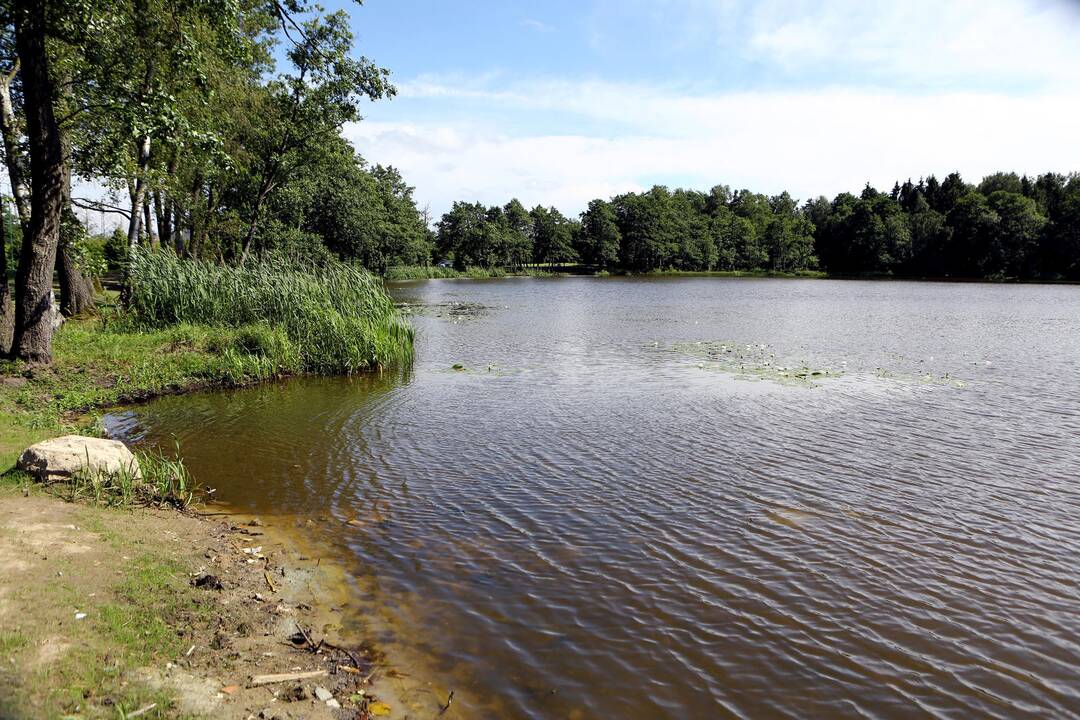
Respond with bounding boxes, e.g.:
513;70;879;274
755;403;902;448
347;81;1080;218
520;18;554;33
660;0;1080;89
345;1;1080;219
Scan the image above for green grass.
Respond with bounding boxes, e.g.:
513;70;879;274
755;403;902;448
44;552;211;718
385;265;510;280
384;265;558;280
0;630;28;655
643;268;829;279
67;444;196;509
124;249;414;373
0;319;307;471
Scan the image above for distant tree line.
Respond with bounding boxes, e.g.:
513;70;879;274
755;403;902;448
435;171;1080;280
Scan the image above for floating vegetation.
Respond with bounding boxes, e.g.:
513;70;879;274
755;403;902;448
666;340;969;389
397;301;491;321
443;362;514;376
666;341;841;386
874;368;967;389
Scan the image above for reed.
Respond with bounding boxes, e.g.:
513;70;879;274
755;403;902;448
123;250;413;373
385;265;509;280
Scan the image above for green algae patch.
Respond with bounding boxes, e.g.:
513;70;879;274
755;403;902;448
397;301;492;321
666;341;843;387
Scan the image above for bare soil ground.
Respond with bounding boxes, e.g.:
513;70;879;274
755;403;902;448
0;487;415;720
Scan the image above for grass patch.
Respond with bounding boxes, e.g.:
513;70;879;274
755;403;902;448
0;630;28;655
43;552;210;718
124;249;413;373
642;268;829;279
67;444;197;510
385;265;558;280
0;318;306;473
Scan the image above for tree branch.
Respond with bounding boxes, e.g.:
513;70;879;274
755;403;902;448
71;197;132;219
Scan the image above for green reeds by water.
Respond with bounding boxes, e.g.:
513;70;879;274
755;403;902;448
123;250;414;374
384;265;507;280
384;265;562;280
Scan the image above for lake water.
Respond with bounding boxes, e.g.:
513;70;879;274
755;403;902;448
107;277;1080;718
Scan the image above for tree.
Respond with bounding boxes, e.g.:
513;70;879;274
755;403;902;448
530;205;578;266
765;192;816;271
0;195;11;353
500;199;532;270
239;7;393;262
945;192;999;276
578;199;620;269
986;191;1045;277
8;0;64;363
436;201;487;269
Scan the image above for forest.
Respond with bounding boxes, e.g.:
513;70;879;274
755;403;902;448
435;171;1080;279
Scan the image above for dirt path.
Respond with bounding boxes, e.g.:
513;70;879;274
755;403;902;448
0;488;413;719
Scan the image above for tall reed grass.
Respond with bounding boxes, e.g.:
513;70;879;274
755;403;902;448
123;250;413;373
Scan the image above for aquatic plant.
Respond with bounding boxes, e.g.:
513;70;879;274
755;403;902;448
667;341;841;386
122;249;414;373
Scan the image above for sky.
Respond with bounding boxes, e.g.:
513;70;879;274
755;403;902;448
322;0;1080;219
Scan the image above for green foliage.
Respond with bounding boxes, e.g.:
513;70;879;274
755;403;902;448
578;199;621;269
431;171;1080;279
122;249;413;373
273;140;432;271
104;228;130;272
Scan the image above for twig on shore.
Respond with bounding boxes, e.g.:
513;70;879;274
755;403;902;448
439;690;455;715
126;703;158;718
293;621;323;654
250;669;328;686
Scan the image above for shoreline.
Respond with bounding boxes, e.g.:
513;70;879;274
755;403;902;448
0;325;439;719
0;482;428;718
385;267;1080;285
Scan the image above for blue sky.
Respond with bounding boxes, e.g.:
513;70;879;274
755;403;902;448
332;1;1080;216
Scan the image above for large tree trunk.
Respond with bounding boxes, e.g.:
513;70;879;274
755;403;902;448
0;196;13;356
11;0;63;364
56;230;93;316
0;59;30;230
56;82;94;318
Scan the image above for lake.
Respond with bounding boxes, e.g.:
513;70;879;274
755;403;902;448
107;277;1080;718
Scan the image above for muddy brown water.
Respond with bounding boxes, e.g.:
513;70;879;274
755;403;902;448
106;277;1080;719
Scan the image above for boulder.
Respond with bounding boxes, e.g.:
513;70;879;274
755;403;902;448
17;435;141;481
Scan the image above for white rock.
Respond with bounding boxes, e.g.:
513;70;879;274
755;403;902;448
313;686;333;702
326;699;341;709
17;435;141;481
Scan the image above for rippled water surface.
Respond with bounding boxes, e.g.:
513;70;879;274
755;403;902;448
108;278;1080;718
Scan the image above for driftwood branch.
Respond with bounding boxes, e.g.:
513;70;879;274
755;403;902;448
249;669;328;687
